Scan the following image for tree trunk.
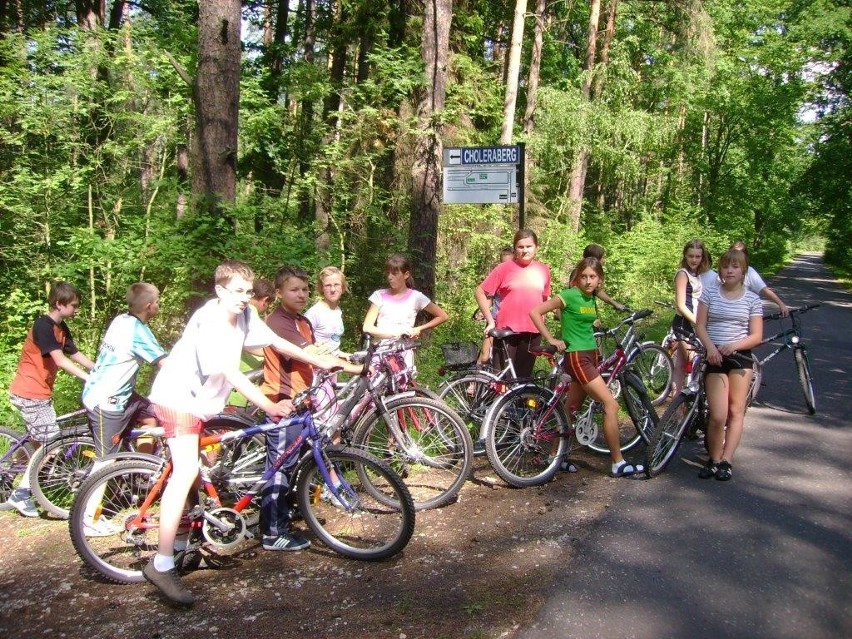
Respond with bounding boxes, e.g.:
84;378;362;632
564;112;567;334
500;0;527;145
76;0;104;29
298;0;316;222
566;0;602;232
522;0;546;137
408;0;452;301
192;0;241;210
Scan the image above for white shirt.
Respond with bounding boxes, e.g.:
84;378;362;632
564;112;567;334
367;288;431;335
304;301;344;351
700;266;766;296
149;299;277;419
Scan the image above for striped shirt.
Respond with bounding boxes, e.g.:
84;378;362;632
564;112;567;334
699;286;762;347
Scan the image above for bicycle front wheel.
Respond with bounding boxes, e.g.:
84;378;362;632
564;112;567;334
630;342;673;406
297;446;415;560
621;372;659;445
352;397;473;510
29;434;97;519
0;428;34;503
484;385;570;488
645;393;694;478
794;347;816;414
68;458;165;584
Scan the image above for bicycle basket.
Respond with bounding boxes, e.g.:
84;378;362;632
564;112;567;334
441;342;479;370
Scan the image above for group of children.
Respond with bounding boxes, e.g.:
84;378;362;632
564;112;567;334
3;254;448;606
3;237;785;605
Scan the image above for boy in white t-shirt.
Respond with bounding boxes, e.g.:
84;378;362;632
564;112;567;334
141;260;338;607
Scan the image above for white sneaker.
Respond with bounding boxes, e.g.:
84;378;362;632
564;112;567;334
83;518;121;537
320;485;349;510
0;488;38;517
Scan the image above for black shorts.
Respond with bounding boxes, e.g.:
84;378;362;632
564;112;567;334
706;350;754;375
671;315;695;337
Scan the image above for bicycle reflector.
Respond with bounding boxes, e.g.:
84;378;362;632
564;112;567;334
791;335;800;344
525;397;540;409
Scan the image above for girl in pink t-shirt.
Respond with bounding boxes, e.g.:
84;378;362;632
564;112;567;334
475;229;551;379
363;254;449;343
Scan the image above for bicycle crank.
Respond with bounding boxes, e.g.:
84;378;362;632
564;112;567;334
202;507;252;549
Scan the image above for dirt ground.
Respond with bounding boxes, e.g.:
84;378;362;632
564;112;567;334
0;451;625;639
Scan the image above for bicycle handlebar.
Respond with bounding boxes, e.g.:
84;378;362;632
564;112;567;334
763;303;821;322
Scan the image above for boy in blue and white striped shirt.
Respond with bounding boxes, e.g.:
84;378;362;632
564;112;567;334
82;283;167;461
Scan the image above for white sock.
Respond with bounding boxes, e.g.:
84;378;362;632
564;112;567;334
153;553;175;572
612;461;626;474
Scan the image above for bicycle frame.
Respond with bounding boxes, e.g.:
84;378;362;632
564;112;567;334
123;409;351;538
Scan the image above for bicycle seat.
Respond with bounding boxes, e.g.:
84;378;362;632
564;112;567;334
488;328;517;340
529;344;558;356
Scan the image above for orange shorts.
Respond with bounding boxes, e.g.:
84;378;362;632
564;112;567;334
152;404;203;438
563;350;601;386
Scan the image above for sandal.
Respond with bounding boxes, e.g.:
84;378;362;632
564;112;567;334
715;460;733;481
611;461;643;477
560;460;578;473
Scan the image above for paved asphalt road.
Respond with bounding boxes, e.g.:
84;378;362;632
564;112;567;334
519;253;851;639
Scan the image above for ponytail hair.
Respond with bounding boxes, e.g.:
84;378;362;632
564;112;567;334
386;254;415;288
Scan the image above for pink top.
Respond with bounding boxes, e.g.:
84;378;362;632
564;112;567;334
480;260;551;333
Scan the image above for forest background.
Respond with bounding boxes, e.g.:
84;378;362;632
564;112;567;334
0;0;848;425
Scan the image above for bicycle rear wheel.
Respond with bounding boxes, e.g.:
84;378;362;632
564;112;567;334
352;397;473;510
29;434;97;519
630;343;673;406
645;393;694;478
484;385;570;488
68;458;165;584
794;347;816;414
0;428;34;502
296;446;415;560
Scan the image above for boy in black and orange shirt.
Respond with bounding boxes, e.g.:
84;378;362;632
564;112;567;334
4;282;94;517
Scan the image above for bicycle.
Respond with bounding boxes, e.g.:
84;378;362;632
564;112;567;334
748;304;820;414
68;373;416;585
2;407;100;515
436;328;533;454
482;310;660;487
566;310;663;455
644;330;709;478
326;338;473;511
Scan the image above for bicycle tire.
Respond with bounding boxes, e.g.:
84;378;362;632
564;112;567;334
296;446;415;560
29;433;97;519
630;342;673;406
583;375;646;455
747;361;763;407
0;428;34;503
620;372;660;444
68;458;166;584
352;397;473;510
484;385;570;488
794;347;816;414
644;393;694;478
437;370;504;446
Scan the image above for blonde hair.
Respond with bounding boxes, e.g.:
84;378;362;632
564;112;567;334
127;283;159;314
318;266;348;295
214;260;254;287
